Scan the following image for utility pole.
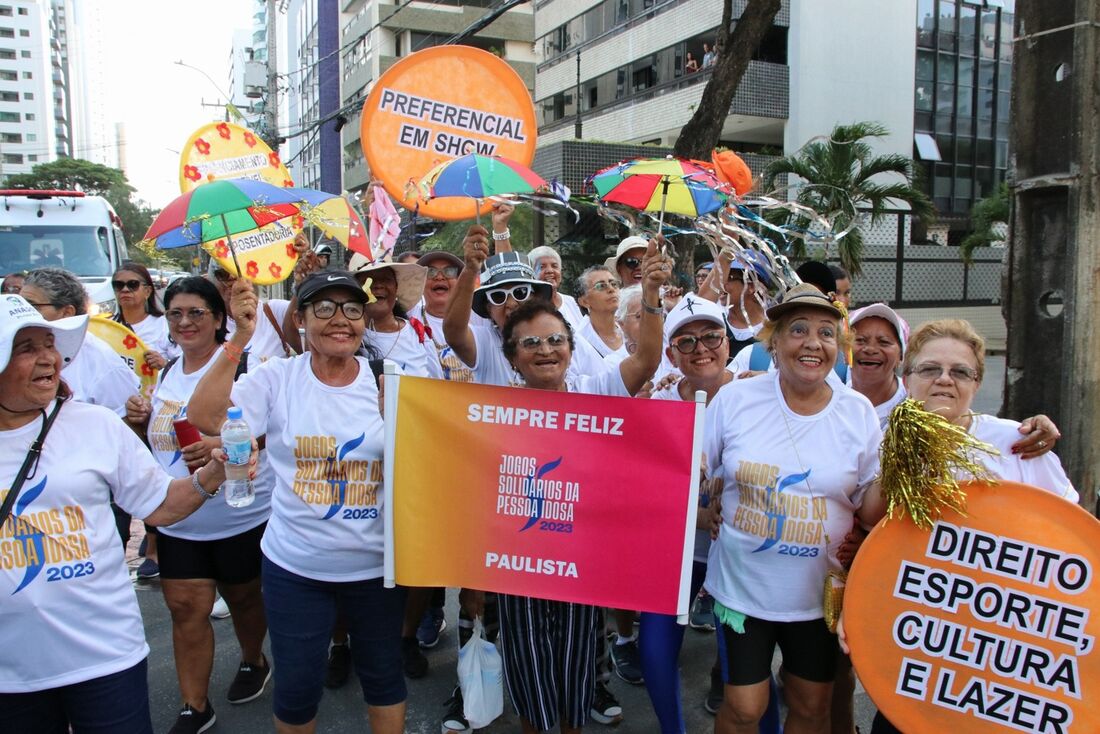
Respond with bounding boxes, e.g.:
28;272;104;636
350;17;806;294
574;51;582;140
1004;0;1100;513
265;0;280;153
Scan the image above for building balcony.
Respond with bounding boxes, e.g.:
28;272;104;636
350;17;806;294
376;2;533;42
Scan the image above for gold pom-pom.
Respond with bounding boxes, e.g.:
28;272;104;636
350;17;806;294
879;398;999;530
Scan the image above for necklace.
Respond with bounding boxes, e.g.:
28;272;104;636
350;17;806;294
368;318;405;361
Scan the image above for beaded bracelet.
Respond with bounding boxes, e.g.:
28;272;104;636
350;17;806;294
491;228;511;241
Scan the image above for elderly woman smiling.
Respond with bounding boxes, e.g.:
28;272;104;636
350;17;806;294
703;284;886;734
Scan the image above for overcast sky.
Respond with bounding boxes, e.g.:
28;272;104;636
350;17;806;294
98;0;255;205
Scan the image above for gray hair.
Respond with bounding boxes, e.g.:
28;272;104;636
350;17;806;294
574;264;615;297
616;285;643;323
527;246;561;269
24;267;89;314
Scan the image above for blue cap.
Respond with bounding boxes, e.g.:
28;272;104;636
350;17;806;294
227;407;243;420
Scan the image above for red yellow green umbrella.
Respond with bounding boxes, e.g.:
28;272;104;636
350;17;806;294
588;157;728;231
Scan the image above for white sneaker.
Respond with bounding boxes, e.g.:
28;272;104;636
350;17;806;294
210;595;231;619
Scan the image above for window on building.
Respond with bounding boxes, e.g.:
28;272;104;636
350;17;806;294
19;49;27;57
0;69;14;80
0;7;11;16
27;154;36;161
18;28;27;36
18;7;26;14
0;131;19;142
21;70;29;78
22;91;31;99
24;112;32;119
25;132;33;140
0;48;12;59
0;28;12;38
0;110;17;122
0;91;16;101
2;152;22;164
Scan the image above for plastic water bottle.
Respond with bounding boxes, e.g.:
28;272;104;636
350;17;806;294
221;407;255;508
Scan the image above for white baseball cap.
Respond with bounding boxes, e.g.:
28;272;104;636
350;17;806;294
0;295;88;373
664;294;728;341
850;303;910;355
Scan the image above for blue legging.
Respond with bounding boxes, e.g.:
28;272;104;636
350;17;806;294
639;562;781;734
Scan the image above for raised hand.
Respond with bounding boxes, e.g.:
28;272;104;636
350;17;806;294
230;278;259;341
463;225;491;272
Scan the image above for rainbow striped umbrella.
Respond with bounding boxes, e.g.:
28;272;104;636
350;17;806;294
589;157;728;229
144;179;304;274
419;154;547;223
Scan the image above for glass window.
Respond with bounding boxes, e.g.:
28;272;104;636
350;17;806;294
934;165;953;197
956;85;973;117
959;57;976;87
980;9;998;58
936;83;955;115
24;112;32;120
0;91;14;101
995;140;1008;168
955;136;972;163
936;114;953;133
997;90;1009;118
0;28;11;38
936;134;954;161
939;1;957;52
955;176;972;199
975;167;994;198
956;117;973;136
915;111;934;131
937;54;956;84
917;0;936;47
915;84;933;112
0;110;17;122
976;139;993;167
916;50;934;81
977;87;993;119
978;119;993;137
959;5;977;54
978;60;995;88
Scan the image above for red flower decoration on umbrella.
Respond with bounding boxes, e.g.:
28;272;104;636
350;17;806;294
285;242;299;258
216;123;231;140
292;215;304;229
244;132;257;147
183;165;201;182
122;334;137;350
213;240;229;259
246;261;260;279
194;138;211;155
268;152;281;168
141;363;155;377
283;179;293;187
268;263;283;279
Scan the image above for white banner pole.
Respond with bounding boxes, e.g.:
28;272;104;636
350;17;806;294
382;360;400;589
677;389;707;624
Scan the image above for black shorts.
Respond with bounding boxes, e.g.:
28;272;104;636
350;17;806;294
717;614;837;685
157;522;266;584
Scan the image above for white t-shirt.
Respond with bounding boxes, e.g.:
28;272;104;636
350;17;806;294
63;332;140;417
703;372;881;621
226;299;292;363
0;401;171;692
652;386;713;563
873;380;907;429
464;326;614;388
602;345;630;369
148;356;272;541
967;414;1079;503
577;317;624;359
557;293;585;332
407;305;474;383
365;320;443;379
231;354;386;582
129;313;179;360
729;342;850;388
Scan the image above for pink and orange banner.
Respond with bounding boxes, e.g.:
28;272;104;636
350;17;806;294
384;375;703;615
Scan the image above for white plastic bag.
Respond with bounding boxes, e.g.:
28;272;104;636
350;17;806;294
457;617;504;728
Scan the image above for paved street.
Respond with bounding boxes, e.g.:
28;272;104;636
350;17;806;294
135;357;1007;733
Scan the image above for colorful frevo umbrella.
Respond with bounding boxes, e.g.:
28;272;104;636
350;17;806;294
285;187;370;256
589;156;728;233
144;179;305;275
418;153;547;224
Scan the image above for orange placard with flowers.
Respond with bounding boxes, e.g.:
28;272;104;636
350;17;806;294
87;315;159;399
179;122;300;285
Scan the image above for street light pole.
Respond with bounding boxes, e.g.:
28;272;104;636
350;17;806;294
574;50;582;140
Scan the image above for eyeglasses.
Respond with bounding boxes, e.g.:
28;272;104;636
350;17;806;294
111;279;147;292
309;299;365;320
426;266;460;279
165;308;212;324
485;284;532;307
908;362;979;383
670;330;727;354
25;301;57;312
513;332;569;352
622;257;643;270
212;269;236;284
588;279;620;293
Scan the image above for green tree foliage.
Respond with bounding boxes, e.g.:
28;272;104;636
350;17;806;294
761;122;934;276
960;183;1009;263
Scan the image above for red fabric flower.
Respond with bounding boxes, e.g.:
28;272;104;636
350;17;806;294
244;132;257;147
122;334;138;350
268;263;283;279
285;242;299;258
140;363;155;376
283;179;293;187
183;165;201;182
246;261;260;279
214;240;229;259
268;152;281;168
216;123;231;140
292;215;304;230
194;138;211;155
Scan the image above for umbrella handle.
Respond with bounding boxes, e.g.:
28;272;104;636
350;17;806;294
657;178;669;254
221;213;246;280
475;198;481;230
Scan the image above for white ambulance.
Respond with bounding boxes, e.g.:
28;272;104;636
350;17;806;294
0;189;130;314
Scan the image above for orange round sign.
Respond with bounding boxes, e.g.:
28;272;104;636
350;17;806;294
847;481;1099;733
360;46;537;221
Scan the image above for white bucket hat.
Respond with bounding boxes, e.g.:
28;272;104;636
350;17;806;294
0;295;88;373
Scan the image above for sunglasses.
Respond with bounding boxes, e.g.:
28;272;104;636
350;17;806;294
111;279;147;292
165;308;212;324
426;266;460;279
513;332;569;352
310;299;365;320
622;257;643;270
485;284;533;307
670;330;726;354
589;279;620;293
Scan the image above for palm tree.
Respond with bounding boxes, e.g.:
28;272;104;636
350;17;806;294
761;122;934;276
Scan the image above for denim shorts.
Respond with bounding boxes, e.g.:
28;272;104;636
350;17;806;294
261;555;407;725
0;658;152;734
